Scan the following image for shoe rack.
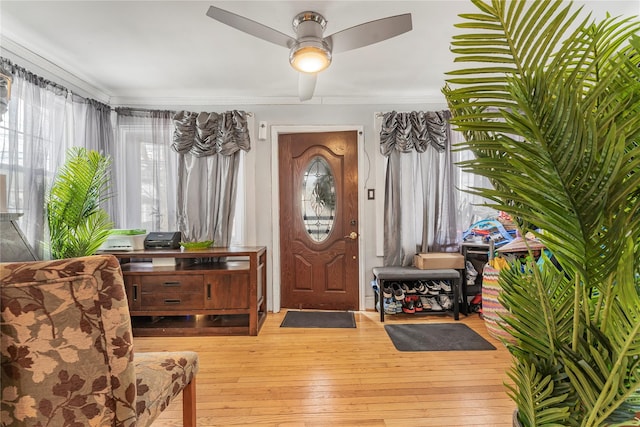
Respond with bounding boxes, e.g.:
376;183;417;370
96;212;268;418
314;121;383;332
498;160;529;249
383;280;456;315
460;241;494;312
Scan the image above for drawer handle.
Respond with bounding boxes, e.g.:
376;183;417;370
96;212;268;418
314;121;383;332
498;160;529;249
133;284;138;301
207;283;211;300
164;299;181;304
163;281;181;287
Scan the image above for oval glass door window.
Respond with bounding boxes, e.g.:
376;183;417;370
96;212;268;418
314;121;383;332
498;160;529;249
301;156;336;242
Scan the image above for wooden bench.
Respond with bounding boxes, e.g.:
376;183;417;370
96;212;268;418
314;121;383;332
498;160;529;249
372;266;462;321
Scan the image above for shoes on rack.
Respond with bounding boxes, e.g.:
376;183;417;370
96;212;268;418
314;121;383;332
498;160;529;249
427;297;443;311
402;283;418;294
400;282;414;295
469;293;482;313
427;281;441;295
415;281;428;295
420;296;432;310
438;294;453;310
402;297;416;314
439;280;452;293
466;260;478;283
382;284;393;298
392;282;405;301
384;298;398;315
395;300;404;314
413;295;424;312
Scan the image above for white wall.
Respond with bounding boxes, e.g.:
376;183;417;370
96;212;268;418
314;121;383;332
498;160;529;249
3;46;448;312
243;104;448;311
107;101;449;312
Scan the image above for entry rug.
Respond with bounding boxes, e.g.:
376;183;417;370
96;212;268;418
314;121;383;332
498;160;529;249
280;310;356;328
385;323;496;351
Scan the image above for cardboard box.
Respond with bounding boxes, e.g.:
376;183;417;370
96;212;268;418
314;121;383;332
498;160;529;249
414;252;464;270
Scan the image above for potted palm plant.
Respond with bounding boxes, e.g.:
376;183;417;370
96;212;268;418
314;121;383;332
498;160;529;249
46;147;113;259
443;0;640;425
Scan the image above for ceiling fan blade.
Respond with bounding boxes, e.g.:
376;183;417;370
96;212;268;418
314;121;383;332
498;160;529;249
298;73;317;101
326;13;412;54
206;6;294;48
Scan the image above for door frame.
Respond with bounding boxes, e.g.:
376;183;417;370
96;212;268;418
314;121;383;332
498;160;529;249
270;125;365;313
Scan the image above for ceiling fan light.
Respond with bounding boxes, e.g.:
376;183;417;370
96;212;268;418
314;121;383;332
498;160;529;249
289;43;331;73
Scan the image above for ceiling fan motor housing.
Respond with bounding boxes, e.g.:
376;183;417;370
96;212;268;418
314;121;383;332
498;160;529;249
289;11;332;73
293;11;327;35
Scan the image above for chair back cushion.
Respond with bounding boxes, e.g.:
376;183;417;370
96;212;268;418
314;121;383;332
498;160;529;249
1;255;138;426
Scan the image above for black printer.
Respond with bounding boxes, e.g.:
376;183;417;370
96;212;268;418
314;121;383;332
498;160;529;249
144;231;181;249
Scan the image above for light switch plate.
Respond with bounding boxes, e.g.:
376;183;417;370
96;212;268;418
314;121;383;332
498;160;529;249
367;189;375;200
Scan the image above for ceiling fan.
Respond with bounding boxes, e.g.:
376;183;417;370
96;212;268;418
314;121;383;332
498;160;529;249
205;6;412;101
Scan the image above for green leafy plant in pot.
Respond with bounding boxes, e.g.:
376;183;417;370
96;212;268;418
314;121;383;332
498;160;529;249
46;147;113;259
443;0;640;425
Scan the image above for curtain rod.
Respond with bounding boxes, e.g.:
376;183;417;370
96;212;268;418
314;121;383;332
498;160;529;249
375;110;450;118
113;107;253;117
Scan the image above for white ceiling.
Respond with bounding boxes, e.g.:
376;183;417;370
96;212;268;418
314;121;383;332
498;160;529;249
1;1;638;106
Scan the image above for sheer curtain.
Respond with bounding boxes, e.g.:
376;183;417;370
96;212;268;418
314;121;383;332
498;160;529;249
380;110;458;266
0;58;116;258
73;96;117;220
0;59;72;258
0;59;252;257
172;110;250;246
450;128;497;229
113;108;177;232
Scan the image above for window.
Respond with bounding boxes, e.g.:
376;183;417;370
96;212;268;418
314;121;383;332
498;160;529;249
0;77;73;257
113;115;177;232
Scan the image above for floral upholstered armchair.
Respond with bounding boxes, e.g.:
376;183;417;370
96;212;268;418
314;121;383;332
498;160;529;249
0;254;199;426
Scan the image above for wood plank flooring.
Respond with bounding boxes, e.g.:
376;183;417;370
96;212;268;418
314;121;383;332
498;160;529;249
133;310;515;426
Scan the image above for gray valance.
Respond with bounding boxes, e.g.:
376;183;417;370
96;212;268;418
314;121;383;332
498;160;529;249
172;110;250;157
380;110;451;156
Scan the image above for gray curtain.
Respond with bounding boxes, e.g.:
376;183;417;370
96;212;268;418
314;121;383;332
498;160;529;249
0;63;11;121
380;110;458;266
73;96;117;221
172;110;250;246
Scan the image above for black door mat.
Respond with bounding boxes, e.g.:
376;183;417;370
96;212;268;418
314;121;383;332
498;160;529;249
385;323;496;351
280;310;356;328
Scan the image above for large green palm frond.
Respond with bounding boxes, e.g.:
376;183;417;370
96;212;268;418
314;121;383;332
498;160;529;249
46;147;113;259
560;237;640;425
445;0;640;283
499;257;581;423
499;257;575;359
506;358;574;427
443;1;640;425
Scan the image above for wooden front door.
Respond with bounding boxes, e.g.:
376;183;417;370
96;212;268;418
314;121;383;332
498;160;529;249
279;131;359;310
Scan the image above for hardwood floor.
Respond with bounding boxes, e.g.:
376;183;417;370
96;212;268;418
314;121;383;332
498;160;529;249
133;310;515;426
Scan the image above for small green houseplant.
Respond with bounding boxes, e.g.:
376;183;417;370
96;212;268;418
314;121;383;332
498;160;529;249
443;0;640;425
46;147;113;259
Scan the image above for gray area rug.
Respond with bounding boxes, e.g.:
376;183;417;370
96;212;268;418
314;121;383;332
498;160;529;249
280;310;356;328
385;323;496;351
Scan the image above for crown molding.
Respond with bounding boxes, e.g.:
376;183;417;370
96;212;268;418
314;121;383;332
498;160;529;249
110;94;447;108
0;36;112;103
1;36;447;108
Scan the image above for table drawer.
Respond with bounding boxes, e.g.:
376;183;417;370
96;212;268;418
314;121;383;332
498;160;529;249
139;292;205;310
126;274;205;310
138;274;202;293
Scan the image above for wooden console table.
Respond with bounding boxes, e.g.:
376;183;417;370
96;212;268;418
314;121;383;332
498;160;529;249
103;246;267;336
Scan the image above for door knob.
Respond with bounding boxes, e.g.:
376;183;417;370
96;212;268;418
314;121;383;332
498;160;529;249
344;231;358;240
